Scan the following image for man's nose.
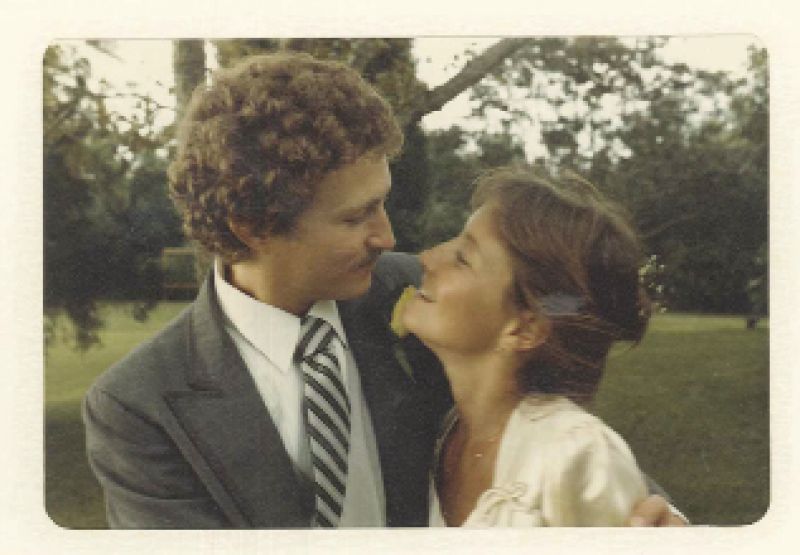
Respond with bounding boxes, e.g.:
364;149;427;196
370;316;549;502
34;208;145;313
368;206;395;251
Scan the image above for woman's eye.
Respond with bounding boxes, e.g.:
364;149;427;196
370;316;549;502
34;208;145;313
455;250;469;266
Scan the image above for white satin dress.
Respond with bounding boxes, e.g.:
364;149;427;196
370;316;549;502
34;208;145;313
429;395;647;527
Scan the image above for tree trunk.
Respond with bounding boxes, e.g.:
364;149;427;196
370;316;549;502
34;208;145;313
172;40;211;284
173;40;206;123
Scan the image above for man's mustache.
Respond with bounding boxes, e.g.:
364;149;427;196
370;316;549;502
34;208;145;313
358;249;383;268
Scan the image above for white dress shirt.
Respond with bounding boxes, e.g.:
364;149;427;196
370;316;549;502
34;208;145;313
213;261;386;526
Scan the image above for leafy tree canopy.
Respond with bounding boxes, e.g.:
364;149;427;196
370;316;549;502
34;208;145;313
44;44;183;349
45;38;768;351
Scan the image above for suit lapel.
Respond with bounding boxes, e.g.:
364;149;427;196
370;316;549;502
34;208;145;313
340;298;414;435
339;290;448;526
161;257;449;527
164;277;311;528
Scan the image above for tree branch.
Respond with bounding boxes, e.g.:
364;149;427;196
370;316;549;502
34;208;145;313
642;212;698;241
401;37;533;127
86;40;123;62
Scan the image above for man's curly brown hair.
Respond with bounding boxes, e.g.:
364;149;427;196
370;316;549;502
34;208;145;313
168;52;404;262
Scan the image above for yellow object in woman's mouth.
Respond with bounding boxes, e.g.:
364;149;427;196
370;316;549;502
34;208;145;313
390;285;417;338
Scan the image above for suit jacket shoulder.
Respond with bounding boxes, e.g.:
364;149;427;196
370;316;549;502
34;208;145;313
83;278;310;528
83;253;450;528
372;252;422;293
89;304;194;408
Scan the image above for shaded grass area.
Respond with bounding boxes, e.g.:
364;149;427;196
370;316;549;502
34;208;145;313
45;302;189;529
592;314;770;525
45;306;768;528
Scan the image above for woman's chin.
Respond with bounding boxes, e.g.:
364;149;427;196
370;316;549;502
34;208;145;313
401;313;425;342
403;322;435;350
408;328;433;349
401;301;439;348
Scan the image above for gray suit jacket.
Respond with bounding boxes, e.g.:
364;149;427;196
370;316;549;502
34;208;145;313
83;252;452;528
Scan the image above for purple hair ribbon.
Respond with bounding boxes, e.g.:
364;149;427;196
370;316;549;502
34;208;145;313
539;293;586;316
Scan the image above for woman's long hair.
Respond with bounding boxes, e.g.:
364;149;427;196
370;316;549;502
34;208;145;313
471;167;651;404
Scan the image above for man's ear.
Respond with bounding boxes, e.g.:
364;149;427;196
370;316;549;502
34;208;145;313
500;311;550;354
228;218;264;250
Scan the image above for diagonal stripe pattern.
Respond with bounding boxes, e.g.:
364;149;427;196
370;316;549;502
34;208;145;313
295;315;351;528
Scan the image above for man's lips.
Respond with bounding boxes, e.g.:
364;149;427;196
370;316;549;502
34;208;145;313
355;256;379;272
357;251;383;270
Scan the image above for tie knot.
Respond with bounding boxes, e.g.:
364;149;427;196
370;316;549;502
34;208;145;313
295;315;337;362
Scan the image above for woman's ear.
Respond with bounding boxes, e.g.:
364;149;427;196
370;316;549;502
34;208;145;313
499;311;550;354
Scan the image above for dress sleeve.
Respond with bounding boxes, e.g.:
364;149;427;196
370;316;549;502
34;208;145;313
540;418;648;526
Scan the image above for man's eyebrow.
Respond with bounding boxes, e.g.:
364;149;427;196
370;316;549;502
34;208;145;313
339;188;390;216
361;196;385;211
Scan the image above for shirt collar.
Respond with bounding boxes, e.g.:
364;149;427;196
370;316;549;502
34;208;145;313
213;259;348;374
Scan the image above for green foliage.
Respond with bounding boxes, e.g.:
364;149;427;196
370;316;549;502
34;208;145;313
214;39;282;67
608;47;768;313
419;126;480;246
418;125;530;248
46;38;768;351
470;38;768;314
43;44;183;349
387;123;431;252
472;37;667;168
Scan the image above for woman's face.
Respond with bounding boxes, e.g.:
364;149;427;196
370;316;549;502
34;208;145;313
403;203;519;355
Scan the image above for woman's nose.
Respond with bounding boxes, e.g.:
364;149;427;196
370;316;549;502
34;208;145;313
419;248;433;272
419;241;446;273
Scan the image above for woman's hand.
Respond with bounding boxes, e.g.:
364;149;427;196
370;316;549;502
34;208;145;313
628;495;688;526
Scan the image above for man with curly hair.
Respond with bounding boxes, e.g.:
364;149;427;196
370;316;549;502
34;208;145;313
83;52;450;528
82;51;680;528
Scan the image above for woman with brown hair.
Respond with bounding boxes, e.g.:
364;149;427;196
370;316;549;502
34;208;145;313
400;167;653;526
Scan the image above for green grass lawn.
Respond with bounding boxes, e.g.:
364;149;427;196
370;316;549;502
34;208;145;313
593;314;770;525
45;305;769;528
45;302;190;529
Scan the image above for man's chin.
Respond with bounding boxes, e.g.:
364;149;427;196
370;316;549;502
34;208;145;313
350;277;373;298
331;271;373;301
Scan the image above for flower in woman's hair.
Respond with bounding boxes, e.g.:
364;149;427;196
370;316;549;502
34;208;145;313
390;285;417;338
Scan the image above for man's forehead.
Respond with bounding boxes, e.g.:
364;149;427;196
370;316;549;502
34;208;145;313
312;157;391;208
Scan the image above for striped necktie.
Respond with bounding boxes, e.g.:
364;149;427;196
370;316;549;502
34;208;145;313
295;315;351;527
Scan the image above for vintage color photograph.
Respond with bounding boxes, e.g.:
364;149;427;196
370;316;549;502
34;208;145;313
43;36;768;530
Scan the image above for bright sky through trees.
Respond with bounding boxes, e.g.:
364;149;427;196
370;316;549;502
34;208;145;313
412;36;755;158
60;36;756;159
